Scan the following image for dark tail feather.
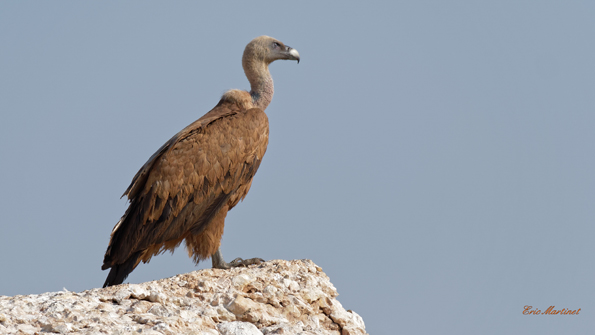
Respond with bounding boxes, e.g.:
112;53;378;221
102;251;142;288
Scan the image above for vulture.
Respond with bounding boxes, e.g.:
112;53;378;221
101;36;300;287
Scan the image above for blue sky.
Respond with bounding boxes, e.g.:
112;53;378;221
1;2;594;334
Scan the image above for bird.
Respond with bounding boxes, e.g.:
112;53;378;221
101;36;300;287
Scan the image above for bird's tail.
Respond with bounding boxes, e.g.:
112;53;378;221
102;251;142;288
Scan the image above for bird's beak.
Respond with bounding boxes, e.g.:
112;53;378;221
285;46;300;64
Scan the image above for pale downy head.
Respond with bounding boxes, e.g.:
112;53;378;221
243;35;300;67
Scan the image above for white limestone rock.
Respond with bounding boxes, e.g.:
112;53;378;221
218;321;263;335
0;259;367;335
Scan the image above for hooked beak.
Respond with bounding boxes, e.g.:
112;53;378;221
285;46;300;64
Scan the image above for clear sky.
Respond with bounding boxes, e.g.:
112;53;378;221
1;2;594;334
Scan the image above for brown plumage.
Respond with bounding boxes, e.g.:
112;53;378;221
101;36;300;287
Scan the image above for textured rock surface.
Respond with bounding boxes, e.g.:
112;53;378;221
0;259;367;335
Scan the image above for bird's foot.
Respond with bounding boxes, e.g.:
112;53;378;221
227;257;265;267
211;248;264;269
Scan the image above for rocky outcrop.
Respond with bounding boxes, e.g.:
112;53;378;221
0;259;367;335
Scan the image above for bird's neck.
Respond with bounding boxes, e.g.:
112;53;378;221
245;63;274;110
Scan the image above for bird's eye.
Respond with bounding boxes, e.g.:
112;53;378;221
272;42;281;48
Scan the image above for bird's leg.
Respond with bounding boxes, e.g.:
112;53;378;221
211;248;264;269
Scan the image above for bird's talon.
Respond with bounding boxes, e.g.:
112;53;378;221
224;257;264;268
229;258;246;267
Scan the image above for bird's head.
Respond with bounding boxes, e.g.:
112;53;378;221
243;36;300;66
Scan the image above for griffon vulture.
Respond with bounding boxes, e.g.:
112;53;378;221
101;36;300;287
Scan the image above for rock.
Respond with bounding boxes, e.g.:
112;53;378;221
16;324;37;335
0;259;367;335
218;321;263;335
330;301;367;335
129;284;149;300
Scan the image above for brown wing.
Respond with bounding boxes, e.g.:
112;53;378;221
102;98;269;273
